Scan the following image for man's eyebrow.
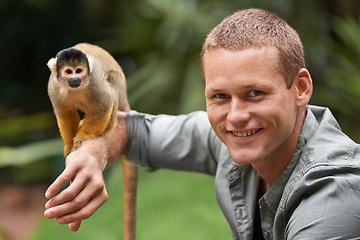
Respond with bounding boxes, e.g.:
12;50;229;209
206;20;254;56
206;88;224;92
206;83;271;92
206;85;252;91
243;84;256;89
243;83;273;89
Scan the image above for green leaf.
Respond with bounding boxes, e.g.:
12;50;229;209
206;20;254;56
0;139;63;168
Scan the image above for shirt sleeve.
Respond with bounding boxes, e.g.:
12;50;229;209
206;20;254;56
285;165;360;239
125;110;221;175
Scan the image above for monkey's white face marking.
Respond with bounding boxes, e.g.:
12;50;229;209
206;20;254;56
59;65;89;89
61;66;87;80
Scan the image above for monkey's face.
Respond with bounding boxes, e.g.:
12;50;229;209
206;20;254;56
50;47;91;89
60;64;89;88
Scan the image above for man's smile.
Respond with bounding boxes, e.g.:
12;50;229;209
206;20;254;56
231;128;262;137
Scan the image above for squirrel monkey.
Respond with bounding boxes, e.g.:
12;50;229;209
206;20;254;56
47;43;137;240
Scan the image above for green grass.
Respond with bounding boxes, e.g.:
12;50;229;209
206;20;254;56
31;161;232;240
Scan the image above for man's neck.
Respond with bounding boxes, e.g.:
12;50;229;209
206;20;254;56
252;108;307;192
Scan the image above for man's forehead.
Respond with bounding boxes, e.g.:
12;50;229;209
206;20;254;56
203;47;280;74
203;45;279;58
203;47;288;90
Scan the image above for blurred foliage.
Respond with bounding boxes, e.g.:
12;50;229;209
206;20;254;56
0;225;11;240
0;112;55;146
0;139;62;184
0;138;62;168
326;15;360;142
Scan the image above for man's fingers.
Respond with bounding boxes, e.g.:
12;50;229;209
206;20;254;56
45;175;87;209
55;191;108;225
44;177;107;219
69;221;82;232
45;167;77;199
43;149;109;230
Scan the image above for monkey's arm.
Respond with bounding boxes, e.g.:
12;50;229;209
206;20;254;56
72;101;117;151
55;109;81;157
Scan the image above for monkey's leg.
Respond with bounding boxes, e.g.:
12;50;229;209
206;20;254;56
56;110;80;157
103;101;119;135
121;157;138;240
72;107;113;150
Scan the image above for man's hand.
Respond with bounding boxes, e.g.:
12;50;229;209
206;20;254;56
44;150;108;231
44;111;128;231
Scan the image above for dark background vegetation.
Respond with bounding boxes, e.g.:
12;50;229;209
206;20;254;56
0;0;360;239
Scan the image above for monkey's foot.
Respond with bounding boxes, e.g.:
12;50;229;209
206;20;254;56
72;134;95;151
72;139;83;151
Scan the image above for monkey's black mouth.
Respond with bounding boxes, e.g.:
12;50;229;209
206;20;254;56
68;77;82;88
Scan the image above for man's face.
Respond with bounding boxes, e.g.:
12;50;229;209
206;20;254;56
204;47;300;165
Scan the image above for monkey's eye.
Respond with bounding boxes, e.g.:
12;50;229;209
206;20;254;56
76;68;83;74
65;69;72;74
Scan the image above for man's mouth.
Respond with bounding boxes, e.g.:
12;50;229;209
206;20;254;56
232;128;261;137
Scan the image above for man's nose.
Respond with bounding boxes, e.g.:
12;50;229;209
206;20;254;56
227;99;251;125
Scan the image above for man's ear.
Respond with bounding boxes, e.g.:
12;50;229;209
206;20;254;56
294;68;313;107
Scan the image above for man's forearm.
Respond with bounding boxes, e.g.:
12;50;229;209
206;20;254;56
125;110;219;174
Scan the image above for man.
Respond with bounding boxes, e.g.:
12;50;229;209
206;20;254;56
44;8;360;239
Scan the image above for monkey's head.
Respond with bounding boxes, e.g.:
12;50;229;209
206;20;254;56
47;48;90;89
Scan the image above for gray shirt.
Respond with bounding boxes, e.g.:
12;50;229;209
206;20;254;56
126;105;360;239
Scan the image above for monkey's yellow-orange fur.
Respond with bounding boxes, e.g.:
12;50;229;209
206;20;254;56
47;43;137;240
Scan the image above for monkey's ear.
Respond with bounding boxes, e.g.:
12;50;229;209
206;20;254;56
47;58;57;73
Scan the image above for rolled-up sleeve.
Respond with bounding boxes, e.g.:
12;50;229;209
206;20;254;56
125;111;220;175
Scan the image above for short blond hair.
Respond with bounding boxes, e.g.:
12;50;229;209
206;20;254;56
201;8;305;88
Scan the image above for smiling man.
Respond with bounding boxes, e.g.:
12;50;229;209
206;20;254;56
44;8;360;239
203;46;309;192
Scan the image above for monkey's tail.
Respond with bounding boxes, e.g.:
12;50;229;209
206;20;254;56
121;158;138;240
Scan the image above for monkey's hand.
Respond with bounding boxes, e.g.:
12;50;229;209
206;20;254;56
72;108;115;151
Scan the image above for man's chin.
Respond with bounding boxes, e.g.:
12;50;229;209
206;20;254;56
227;149;263;165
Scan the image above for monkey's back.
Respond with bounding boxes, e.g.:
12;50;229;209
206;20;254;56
73;43;123;74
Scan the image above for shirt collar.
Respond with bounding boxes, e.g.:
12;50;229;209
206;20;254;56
262;107;319;213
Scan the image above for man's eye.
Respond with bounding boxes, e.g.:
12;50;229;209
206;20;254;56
249;90;264;97
215;93;228;99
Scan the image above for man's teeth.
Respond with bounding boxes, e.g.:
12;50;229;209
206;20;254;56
232;129;259;137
